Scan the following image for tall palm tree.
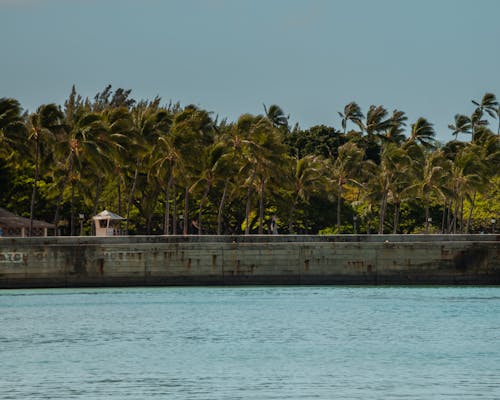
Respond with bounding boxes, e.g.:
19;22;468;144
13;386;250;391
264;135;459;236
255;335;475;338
253;121;288;234
52;108;108;234
411;149;447;233
190;142;228;234
154;124;181;235
376;143;412;233
331;142;364;233
236;114;287;234
125;103;172;232
213;120;249;235
288;154;324;233
463;127;499;232
338;102;364;134
28;104;64;235
445;146;485;233
171;105;214;235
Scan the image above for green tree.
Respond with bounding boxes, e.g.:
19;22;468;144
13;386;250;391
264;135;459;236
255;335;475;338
288;155;325;233
28;104;64;235
338;102;364;134
471;92;498;139
0;98;27;160
331;142;364;233
376;143;412;233
362;105;392;138
263;104;289;131
407;117;436;149
448;114;471;141
171;105;214;235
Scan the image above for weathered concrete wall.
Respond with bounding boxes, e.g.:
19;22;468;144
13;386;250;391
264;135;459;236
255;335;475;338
0;235;499;288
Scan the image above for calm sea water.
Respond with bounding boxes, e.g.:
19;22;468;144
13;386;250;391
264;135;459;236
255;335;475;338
1;286;499;399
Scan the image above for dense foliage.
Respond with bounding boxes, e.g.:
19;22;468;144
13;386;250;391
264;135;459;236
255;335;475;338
1;86;499;235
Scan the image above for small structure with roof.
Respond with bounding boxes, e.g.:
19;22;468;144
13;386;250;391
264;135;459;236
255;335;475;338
0;208;55;237
92;210;126;236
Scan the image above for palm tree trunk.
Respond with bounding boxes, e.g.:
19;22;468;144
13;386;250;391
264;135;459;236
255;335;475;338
459;197;464;233
92;174;103;217
217;180;228;235
453;200;459;234
117;175;122;215
198;182;211;235
91;174;104;236
288;193;299;234
244;171;256;235
465;192;476;234
337;182;342;233
425;194;430;233
54;153;74;235
183;185;189;235
29;137;40;237
125;159;140;233
379;181;388;234
393;202;400;234
173;185;177;235
441;201;447;234
258;178;265;234
163;171;173;235
70;180;75;236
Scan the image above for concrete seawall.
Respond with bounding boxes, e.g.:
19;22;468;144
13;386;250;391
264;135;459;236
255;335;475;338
0;235;499;288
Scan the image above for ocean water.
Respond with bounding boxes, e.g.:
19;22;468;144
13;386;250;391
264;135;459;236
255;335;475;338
1;286;499;399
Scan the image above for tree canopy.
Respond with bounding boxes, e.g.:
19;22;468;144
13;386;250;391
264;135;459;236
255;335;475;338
0;87;498;236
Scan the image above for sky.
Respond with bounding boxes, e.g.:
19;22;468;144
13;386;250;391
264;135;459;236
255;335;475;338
1;0;499;142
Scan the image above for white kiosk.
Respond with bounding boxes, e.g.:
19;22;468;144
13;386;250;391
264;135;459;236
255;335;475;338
92;210;125;236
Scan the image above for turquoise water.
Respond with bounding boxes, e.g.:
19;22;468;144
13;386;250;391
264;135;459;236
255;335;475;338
1;286;500;399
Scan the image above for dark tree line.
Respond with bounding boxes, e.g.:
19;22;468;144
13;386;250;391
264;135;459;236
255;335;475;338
1;86;499;235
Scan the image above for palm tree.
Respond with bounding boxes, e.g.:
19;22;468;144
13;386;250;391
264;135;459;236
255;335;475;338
472;93;498;138
236;114;287;234
263;104;289;131
445;146;485;233
448;114;471;141
469;108;488;142
253;120;288;234
171;105;214;235
28;104;64;235
213;120;249;235
0;98;27;160
331;142;364;233
190;142;228;234
288;155;324;233
376;143;412;233
379;110;407;145
407;117;436;149
125;103;172;232
338;102;364;134
462;127;499;232
363;105;392;138
411;149;447;233
51;108;108;234
154;124;181;235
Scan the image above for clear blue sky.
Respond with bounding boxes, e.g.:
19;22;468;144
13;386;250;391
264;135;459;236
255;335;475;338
1;0;499;142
